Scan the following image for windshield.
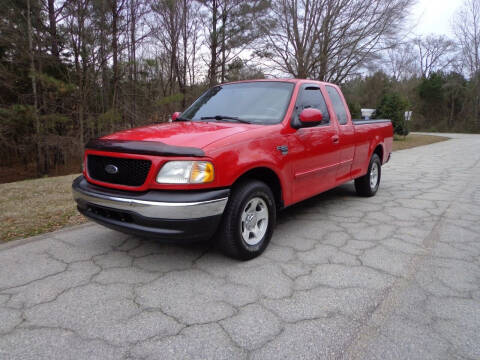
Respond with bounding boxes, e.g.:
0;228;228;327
180;82;294;125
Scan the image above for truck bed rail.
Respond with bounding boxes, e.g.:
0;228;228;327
352;119;392;125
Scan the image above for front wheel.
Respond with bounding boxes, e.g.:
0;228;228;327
217;180;276;260
355;153;382;197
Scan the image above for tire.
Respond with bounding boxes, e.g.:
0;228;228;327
355;153;381;197
217;180;276;260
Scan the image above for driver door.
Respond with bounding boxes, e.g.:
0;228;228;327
289;84;340;202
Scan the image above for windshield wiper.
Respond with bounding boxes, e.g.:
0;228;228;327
200;115;251;124
175;117;190;121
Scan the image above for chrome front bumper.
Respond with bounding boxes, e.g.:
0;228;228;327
72;176;229;241
73;186;228;220
72;176;228;220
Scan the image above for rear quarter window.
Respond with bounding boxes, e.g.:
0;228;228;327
326;86;348;125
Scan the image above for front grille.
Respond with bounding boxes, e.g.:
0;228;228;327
87;155;151;187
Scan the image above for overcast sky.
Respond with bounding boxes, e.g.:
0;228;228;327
411;0;461;37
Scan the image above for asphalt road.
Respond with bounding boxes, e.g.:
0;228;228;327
1;133;479;360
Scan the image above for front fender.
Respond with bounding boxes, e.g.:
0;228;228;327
208;136;292;204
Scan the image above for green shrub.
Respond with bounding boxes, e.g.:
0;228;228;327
375;92;409;136
347;101;362;119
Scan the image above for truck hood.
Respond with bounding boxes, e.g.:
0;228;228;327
102;121;257;150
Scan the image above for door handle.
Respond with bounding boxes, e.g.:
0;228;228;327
331;135;339;144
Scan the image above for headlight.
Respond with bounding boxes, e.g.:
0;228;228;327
156;161;214;184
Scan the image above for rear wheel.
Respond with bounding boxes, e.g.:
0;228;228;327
217;180;276;260
355;153;381;197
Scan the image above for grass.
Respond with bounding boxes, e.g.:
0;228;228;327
0;133;451;243
392;133;448;151
0;173;87;243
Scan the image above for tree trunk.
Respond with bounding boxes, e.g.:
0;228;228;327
111;0;119;110
47;0;60;59
190;30;197;86
208;0;218;87
77;0;87;151
220;9;226;83
130;0;136;127
449;93;455;128
27;0;42;176
181;0;188;108
100;0;108;118
169;5;177;96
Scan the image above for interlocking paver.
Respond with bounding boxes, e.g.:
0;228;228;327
1;133;479;359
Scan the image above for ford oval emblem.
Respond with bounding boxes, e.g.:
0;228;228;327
105;164;119;175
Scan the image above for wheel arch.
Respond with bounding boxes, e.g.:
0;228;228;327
372;143;384;163
232;166;284;209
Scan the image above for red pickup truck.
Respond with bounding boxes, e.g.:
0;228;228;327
73;79;393;260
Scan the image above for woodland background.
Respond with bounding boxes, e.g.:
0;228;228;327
1;0;480;182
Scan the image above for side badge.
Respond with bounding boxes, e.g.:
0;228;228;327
277;145;288;155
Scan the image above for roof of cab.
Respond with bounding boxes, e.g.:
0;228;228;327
220;78;331;86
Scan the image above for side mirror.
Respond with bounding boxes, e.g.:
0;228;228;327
171;112;181;122
299;108;323;125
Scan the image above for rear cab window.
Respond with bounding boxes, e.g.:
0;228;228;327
326;86;348;125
